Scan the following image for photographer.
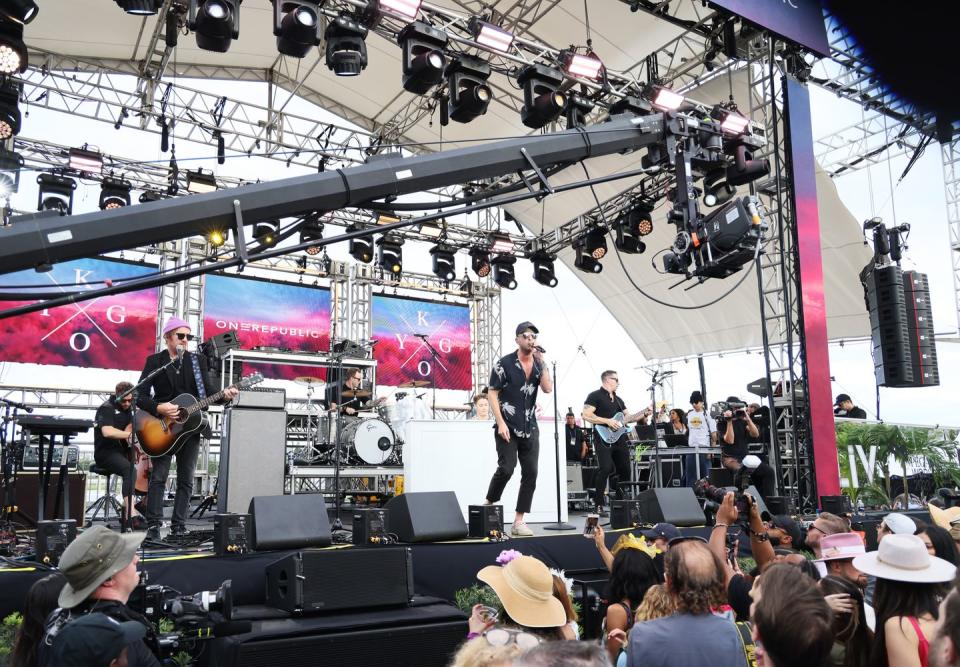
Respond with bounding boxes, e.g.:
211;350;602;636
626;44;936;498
41;526;159;667
718;395;776;501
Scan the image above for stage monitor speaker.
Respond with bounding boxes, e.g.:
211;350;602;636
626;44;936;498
353;508;389;546
265;547;413;613
611;500;642;529
581;465;598;491
219;407;287;514
9;472;86;527
468;504;503;539
820;495;852;515
657;460;683;488
248;495;331;550
866;265;914;387
639;488;705;527
384;492;468;543
764;496;790;516
903;271;939;387
35;519;77;565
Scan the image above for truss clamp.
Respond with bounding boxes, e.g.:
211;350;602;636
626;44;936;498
519;148;554;201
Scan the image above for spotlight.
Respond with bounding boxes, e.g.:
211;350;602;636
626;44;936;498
139;190;165;203
713;106;750;135
0;148;23;196
530;251;558;287
0;80;20;139
470;247;491;277
378;235;403;275
114;0;161;15
518;64;565;129
273;0;321;59
470;19;513;52
725;145;770;186
491;254;517;290
187;169;218;193
447;56;492;124
324;15;367;76
188;0;240;53
565;94;595;129
300;218;324;254
207;228;229;248
430;244;456;281
702;169;735;207
560;50;603;80
488;233;514;254
37;174;76;215
253;222;279;248
650;86;684;111
378;0;421;20
68;147;104;175
582;227;608;259
615;206;652;254
347;223;373;263
573;239;603;274
398;22;448;95
0;21;28;74
99;177;132;210
1;0;39;24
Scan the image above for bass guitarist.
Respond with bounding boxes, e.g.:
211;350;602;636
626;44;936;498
582;370;650;516
137;317;237;540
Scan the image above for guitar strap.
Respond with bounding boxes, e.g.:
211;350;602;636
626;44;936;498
188;353;207;400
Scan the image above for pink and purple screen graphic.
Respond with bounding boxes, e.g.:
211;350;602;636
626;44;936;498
372;295;472;390
0;258;160;371
203;274;331;381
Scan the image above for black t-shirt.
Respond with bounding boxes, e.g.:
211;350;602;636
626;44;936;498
42;600;160;667
489;351;542;438
565;424;585;461
584;388;628;445
720;417;749;460
839;406;867;419
93;401;132;456
324;383;370;412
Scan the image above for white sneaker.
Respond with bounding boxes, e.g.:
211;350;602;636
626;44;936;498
511;522;534;537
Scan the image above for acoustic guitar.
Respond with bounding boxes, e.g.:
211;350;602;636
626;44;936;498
135;373;263;458
593;407;653;444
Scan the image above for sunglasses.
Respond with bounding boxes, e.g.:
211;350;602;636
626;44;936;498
174;333;196;341
520;332;538;340
482;627;541;650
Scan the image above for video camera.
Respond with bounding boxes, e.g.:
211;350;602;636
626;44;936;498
710;400;747;420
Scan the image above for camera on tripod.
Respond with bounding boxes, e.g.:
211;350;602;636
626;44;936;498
710;400;747;420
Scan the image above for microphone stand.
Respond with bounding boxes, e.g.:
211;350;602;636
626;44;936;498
543;360;575;531
645;369;677;488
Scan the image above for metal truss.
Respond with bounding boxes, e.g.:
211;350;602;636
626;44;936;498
943;138;960;334
814;112;929;178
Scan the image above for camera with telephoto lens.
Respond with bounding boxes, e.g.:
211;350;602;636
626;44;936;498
694;478;753;518
709;400;747;420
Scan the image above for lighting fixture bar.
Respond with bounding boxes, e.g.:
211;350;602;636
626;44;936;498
472;20;513;52
562;51;603;80
68;147;104;175
379;0;420;20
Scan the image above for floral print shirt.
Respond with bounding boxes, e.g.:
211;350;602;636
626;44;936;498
489;351;542;438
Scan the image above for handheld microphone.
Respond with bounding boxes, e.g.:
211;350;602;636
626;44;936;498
368;339;380;346
534;345;547;354
176;344;185;359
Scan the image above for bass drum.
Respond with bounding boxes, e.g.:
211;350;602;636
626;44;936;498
339;417;396;465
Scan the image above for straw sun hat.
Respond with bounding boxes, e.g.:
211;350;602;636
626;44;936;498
477;555;566;628
852;533;956;584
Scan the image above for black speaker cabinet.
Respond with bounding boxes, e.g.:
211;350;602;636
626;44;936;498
764;496;790;516
639;488;706;527
468;504;503;539
353;508;389;546
610;500;642;529
214;513;253;556
35;519;77;566
9;471;86;527
265;548;414;613
581;465;598;491
851;516;881;551
248;495;331;550
820;495;852;515
384;492;468;543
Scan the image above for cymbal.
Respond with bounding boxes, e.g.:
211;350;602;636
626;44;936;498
341;389;372;398
295;376;325;386
397;380;431;388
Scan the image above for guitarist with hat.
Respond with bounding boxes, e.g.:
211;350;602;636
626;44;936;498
136;317;238;541
582;370;650;517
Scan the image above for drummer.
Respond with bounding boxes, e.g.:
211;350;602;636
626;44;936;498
323;367;370;416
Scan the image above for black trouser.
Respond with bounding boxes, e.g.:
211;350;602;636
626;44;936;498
723;455;777;502
485;431;539;514
94;448;135;498
146;434;200;530
593;438;631;507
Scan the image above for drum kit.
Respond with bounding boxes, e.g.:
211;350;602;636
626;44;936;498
291;376;433;466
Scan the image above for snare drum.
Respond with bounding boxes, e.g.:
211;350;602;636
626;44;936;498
339;417;396;465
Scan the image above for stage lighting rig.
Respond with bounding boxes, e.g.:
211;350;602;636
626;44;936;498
609;95;652;118
565;94;595;129
273;0;321;58
445;56;492;124
378;234;403;275
530;251;558;287
491;254;517;290
347;223;373;263
725;145;770;187
0;148;23;196
37;173;76;215
139;190;165;203
68;147;104;175
650;86;684;112
187;169;218;194
324;15;367;76
0;20;27;74
206;228;228;248
114;0;161;15
188;0;240;53
398;22;448;95
582;227;608;260
469;19;513;52
378;0;421;21
253;222;278;248
488;233;514;254
712;105;750;135
518;64;566;129
573;238;603;274
470;247;491;278
615;204;653;254
1;0;38;24
299;217;324;254
0;80;20;139
430;244;456;281
560;50;603;80
702;168;735;207
99;178;132;210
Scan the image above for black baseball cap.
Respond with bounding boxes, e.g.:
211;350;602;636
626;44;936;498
641;523;682;543
690;391;704;404
835;393;852;406
49;613;146;666
769;515;802;547
515;321;539;336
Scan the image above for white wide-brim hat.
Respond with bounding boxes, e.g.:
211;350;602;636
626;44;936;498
853;533;956;584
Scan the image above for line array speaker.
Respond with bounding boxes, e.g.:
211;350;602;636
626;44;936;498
902;271;939;386
866;265;914;387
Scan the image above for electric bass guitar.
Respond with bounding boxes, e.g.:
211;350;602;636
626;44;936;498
135;373;264;458
593;407;653;444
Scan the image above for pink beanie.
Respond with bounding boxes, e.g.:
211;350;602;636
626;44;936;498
162;316;191;337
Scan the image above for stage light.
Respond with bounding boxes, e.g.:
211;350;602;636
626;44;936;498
430;244;456;281
0;148;23;196
273;0;321;58
530;251;558;287
615;206;652;254
651;86;684;111
347;223;373;263
188;0;240;53
254;222;279;248
67;147;103;175
703;168;735;207
573;239;603;274
518;64;566;129
187;169;218;193
609;95;652;117
488;233;514;254
447;56;492;124
561;50;603;80
470;19;512;52
378;235;403;275
0;80;20;139
0;21;27;74
582;227;608;259
379;0;421;20
324;15;367;76
725;145;770;187
376;212;401;225
99;177;132;210
713;106;750;135
565;94;595;129
398;22;447;95
139;190;165;203
491;254;517;290
207;228;228;248
300;217;324;254
114;0;161;15
37;173;76;215
1;0;39;24
470;247;491;277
